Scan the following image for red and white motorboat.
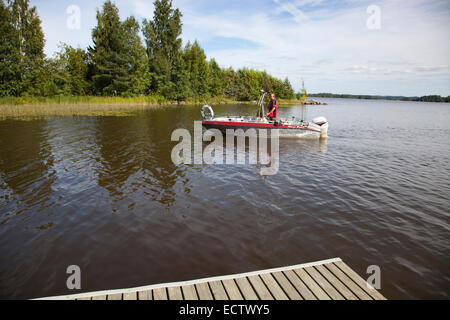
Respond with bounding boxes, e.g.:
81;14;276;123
201;91;328;138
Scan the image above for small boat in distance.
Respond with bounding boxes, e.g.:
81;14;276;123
201;90;329;138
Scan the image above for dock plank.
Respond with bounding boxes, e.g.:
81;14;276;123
304;266;344;300
168;287;183;300
325;263;372;300
294;268;331;300
235;277;258;300
182;285;198;300
107;293;122;300
123;292;137;300
153;288;168;300
316;265;358;300
260;273;289;300
195;282;213;300
271;271;303;300
209;281;229;300
137;290;151;300
283;270;316;300
334;261;386;300
36;258;386;301
222;279;244;300
247;275;273;300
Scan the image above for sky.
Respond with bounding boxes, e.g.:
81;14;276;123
30;0;450;96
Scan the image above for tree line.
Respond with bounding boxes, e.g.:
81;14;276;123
0;0;296;101
309;93;450;103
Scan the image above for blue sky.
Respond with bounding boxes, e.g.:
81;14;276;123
30;0;450;96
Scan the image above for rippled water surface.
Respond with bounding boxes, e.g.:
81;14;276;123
0;98;449;299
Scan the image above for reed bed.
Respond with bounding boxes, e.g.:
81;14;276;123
0;95;212;119
0;103;162;119
0;95;306;119
0;95;165;106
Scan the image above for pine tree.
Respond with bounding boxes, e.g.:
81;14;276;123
89;1;129;95
208;59;224;97
282;77;295;99
184;41;209;97
143;0;183;99
122;16;150;96
172;53;190;100
223;67;241;99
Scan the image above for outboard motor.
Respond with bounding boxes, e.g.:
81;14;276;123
313;116;329;138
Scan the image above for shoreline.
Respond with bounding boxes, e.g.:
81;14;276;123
0;97;323;119
309;94;450;103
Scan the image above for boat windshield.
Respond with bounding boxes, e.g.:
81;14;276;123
257;90;267;118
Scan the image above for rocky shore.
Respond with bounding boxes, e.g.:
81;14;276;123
304;99;328;105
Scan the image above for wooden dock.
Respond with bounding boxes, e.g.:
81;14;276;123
38;258;386;300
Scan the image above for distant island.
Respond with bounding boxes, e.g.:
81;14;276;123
309;93;450;103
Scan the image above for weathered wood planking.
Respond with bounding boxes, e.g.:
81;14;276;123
39;258;387;301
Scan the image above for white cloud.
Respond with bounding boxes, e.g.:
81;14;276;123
177;0;450;95
34;0;450;96
124;0;154;19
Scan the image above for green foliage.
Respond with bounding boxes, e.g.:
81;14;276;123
48;44;90;96
0;0;297;103
417;95;449;103
220;67;295;101
87;1;150;96
89;1;130;95
142;0;183;99
0;0;45;96
309;93;450;103
184;41;209;97
122;16;151;96
208;59;224;97
283;77;295;100
0;0;19;96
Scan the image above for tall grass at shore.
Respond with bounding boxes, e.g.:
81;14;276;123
0;95;238;119
0;103;162;119
0;95;246;106
0;95;166;106
0;95;307;119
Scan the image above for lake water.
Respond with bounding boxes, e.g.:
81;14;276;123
0;98;449;299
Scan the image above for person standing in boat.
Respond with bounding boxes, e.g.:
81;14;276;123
267;93;279;121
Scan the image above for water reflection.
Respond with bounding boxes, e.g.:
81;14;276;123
95;117;145;200
0;120;55;220
94;112;191;207
200;130;328;176
279;137;328;156
142;110;192;206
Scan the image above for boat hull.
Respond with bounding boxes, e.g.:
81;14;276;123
202;120;323;138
